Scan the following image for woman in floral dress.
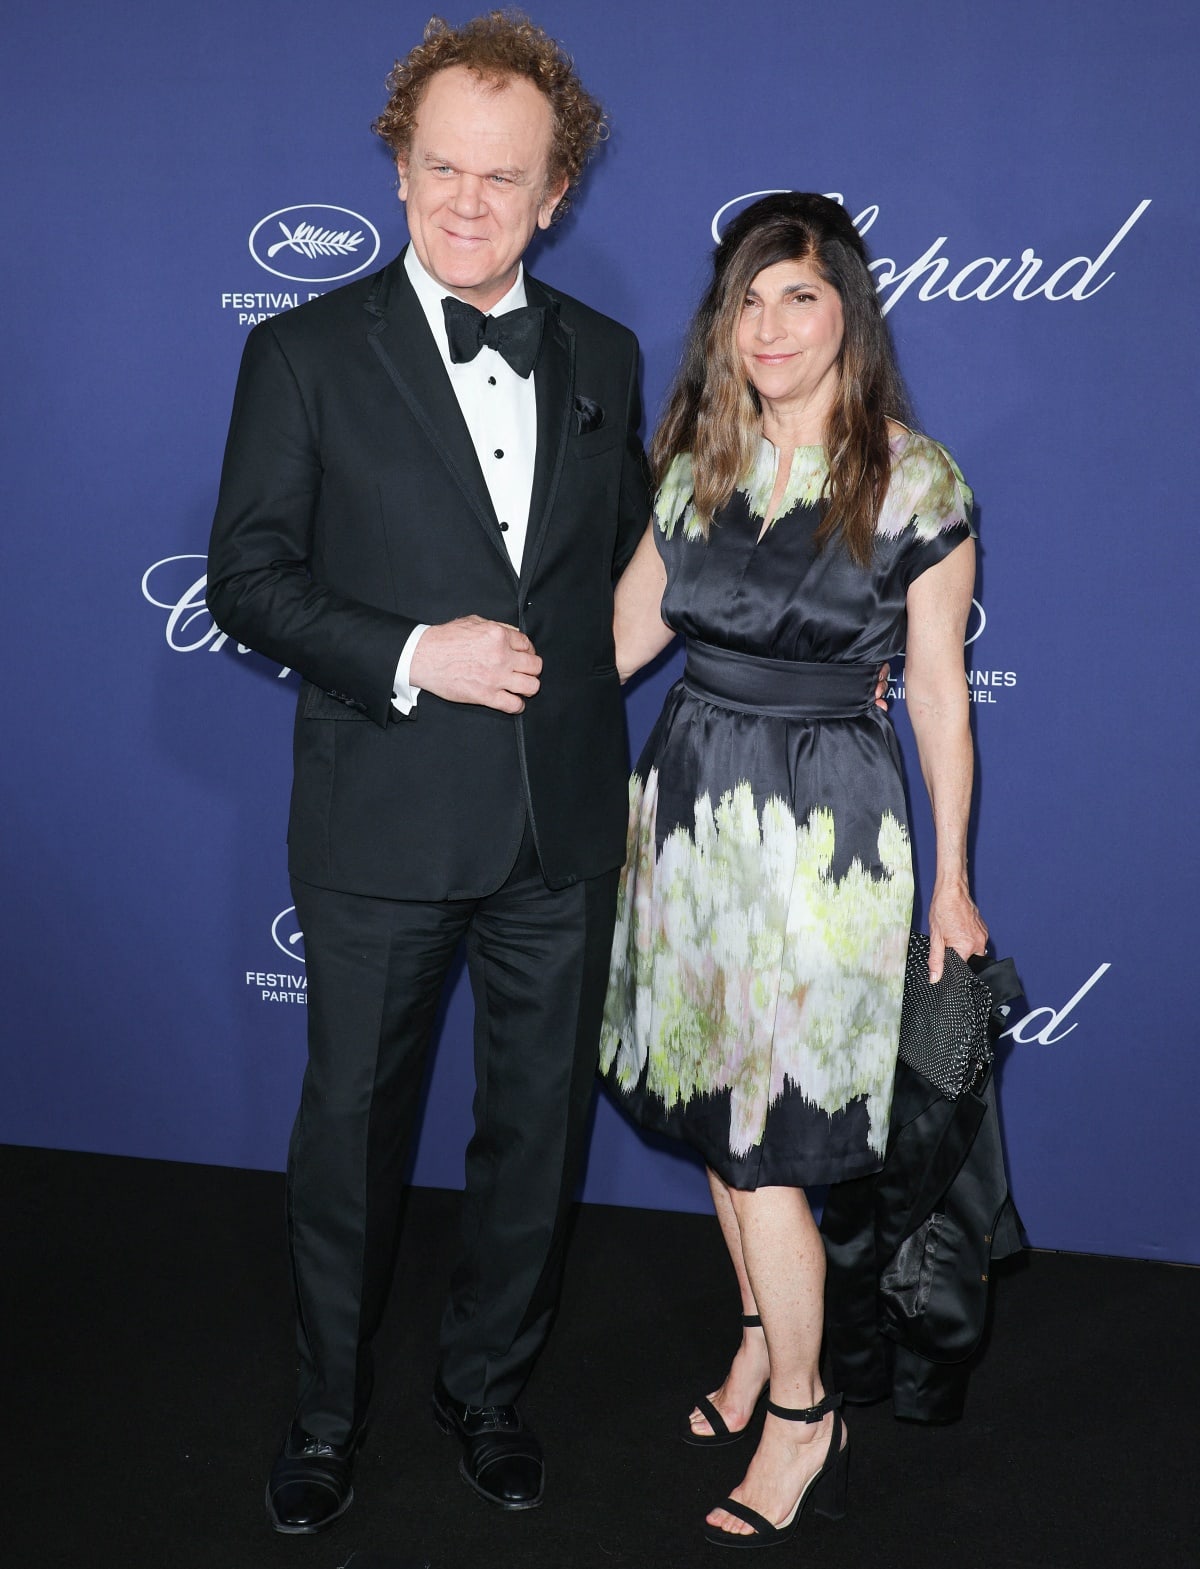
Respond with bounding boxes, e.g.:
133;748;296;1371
601;193;988;1547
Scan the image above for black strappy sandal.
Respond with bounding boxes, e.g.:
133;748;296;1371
682;1314;769;1448
702;1391;848;1549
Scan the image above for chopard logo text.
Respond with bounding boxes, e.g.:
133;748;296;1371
140;555;293;680
712;194;1152;315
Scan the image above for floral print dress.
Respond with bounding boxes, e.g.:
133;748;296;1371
600;428;973;1188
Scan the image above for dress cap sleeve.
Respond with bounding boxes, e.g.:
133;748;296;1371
653;453;697;543
878;429;975;586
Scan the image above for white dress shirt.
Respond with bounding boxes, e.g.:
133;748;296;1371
391;247;539;714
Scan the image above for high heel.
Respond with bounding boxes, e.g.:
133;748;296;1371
702;1392;848;1548
683;1314;768;1447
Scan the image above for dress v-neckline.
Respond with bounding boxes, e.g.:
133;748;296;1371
756;440;825;543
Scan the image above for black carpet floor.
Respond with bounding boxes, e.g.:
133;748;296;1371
3;1143;1195;1569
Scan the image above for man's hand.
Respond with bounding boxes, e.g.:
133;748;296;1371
409;616;542;713
875;662;890;710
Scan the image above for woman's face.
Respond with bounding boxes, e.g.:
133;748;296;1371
736;257;845;425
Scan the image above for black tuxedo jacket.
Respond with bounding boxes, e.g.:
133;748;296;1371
207;252;650;899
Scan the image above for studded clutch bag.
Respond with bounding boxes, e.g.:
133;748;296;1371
897;936;1021;1100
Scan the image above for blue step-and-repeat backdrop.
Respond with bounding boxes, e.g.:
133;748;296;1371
4;2;1196;1262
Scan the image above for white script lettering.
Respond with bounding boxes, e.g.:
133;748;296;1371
711;194;1152;315
1004;964;1112;1045
141;555;292;679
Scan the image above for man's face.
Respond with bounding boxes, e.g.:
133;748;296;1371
398;65;568;312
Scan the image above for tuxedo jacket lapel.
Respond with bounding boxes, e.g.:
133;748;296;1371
521;278;574;591
364;258;515;577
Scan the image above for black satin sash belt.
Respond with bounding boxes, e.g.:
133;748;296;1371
683;639;880;719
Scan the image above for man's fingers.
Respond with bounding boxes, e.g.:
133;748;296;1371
506;671;541;699
411;616;545;707
489;689;526;715
504;627;536;655
874;661;890;711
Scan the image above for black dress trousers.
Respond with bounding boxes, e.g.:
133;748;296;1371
287;823;619;1444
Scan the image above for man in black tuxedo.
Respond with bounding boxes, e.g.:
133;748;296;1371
207;14;649;1535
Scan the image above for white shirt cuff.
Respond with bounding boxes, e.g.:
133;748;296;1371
391;624;429;714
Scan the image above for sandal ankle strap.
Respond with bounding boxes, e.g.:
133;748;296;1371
765;1391;842;1422
741;1313;763;1328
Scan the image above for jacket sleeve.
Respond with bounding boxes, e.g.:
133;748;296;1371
206;321;417;727
613;338;653;580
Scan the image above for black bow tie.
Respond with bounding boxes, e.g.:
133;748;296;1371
441;296;545;378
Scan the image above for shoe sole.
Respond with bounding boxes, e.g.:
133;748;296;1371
682;1430;753;1448
265;1481;354;1535
432;1399;545;1511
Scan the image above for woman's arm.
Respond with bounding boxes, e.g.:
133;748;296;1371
904;538;989;981
614;522;676;682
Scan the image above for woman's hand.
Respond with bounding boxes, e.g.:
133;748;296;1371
927;878;988;982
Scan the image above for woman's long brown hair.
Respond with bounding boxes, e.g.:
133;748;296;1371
651;193;911;566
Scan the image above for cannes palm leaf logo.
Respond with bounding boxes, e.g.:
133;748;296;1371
249;205;381;281
266;220;366;260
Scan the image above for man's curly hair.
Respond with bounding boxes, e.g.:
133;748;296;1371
371;11;606;222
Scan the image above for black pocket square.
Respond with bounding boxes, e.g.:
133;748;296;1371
573;395;605;435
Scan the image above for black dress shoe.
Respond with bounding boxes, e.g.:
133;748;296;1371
266;1421;357;1534
432;1378;544;1510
